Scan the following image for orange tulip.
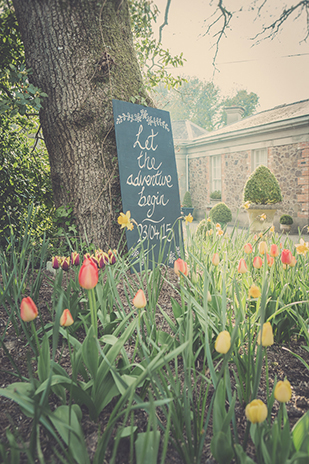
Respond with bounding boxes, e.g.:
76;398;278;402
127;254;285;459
20;297;38;322
60;309;74;327
266;254;274;267
212;253;220;266
238;258;247;274
133;289;147;308
270;244;279;257
78;258;99;289
244;243;252;254
281;249;292;265
174;258;188;276
253;256;263;269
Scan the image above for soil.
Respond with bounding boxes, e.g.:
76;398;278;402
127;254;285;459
1;267;309;463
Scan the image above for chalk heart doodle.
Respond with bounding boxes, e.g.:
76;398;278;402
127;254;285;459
112;99;182;268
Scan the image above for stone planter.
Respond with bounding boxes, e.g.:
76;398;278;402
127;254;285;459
181;207;194;217
247;204;280;233
280;223;291;234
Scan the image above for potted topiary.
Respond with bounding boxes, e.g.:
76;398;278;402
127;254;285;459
243;165;283;232
210;190;221;204
209;202;232;228
181;191;194;216
280;214;293;233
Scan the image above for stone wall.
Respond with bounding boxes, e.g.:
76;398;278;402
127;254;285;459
222;150;251;212
188;156;209;219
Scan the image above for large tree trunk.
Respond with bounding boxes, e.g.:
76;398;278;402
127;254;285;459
12;0;151;248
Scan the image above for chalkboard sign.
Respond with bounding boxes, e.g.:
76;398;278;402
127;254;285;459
112;99;183;268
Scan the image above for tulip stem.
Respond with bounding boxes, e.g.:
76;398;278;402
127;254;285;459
88;288;97;338
31;320;40;357
265;347;269;401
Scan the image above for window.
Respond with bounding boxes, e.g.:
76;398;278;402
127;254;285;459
252;148;267;171
211;155;221;192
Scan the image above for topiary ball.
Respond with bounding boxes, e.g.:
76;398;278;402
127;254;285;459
209;202;232;227
195;218;212;241
243;165;282;204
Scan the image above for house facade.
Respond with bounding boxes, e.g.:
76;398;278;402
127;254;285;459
174;100;309;232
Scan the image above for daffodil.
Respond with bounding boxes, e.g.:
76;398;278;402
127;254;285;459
295;238;309;256
216;229;224;236
207;217;211;223
269;225;275;233
243;201;251;209
118;211;134;230
260;213;266;222
184;213;193;225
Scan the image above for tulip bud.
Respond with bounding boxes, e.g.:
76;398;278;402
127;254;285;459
244;243;252;254
253;256;263;269
248;284;261;299
258;241;267;255
266;254;274;267
207;291;212;302
61;256;70;271
191;271;199;285
257;321;274;346
281;249;292;265
289;256;297;267
238;258;247;274
20;297;38;322
60;309;74;327
215;330;231;354
212;253;220;266
52;256;60;269
133;289;147;308
174;258;188;276
78;258;99;289
95;252;106;269
108;249;117;265
71;251;80;266
245;399;267;424
270;244;279;257
253;234;258;241
274;379;292;403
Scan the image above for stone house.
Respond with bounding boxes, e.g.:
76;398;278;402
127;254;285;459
173;100;309;232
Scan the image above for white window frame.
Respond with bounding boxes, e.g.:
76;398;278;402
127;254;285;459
211;155;221;192
252;148;267;171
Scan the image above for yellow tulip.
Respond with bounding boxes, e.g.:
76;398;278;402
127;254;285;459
257;322;274;347
245;399;267;424
275;380;292;403
215;330;231;354
248;284;261;299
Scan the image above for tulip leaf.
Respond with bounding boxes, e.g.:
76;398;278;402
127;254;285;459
38;334;50;383
49;405;90;464
234;444;256;464
135;431;160;464
292;409;309;452
210;431;234;464
82;325;99;380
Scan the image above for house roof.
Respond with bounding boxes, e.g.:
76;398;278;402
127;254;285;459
195;99;309;141
171;120;208;142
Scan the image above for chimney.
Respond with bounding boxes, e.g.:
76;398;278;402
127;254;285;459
224;106;245;125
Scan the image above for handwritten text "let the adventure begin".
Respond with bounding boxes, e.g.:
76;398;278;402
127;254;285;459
126;124;174;242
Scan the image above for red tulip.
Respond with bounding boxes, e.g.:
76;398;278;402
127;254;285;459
174;258;188;276
253;256;263;269
108;249;117;265
281;249;292;265
270;244;279;258
238;258;248;274
60;309;74;327
133;289;147;308
78;258;99;289
20;297;38;322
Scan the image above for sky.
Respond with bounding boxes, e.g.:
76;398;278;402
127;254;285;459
154;0;309;112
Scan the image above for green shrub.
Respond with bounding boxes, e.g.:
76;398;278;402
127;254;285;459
280;214;293;225
243;165;282;204
210;190;221;200
209;202;232;226
195;218;212;241
182;191;193;208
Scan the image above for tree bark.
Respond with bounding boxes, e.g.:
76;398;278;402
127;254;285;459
12;0;152;248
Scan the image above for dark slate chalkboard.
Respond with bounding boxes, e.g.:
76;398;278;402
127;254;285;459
112;99;183;268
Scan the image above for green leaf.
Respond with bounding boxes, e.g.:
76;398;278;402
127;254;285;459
38;334;50;383
82;325;99;380
135;431;160;464
292;410;309;452
210;431;234;464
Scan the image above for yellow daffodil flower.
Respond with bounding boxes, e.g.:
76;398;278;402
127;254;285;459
118;211;134;230
295;238;309;256
260;213;266;222
184;213;193;225
243;201;251;209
